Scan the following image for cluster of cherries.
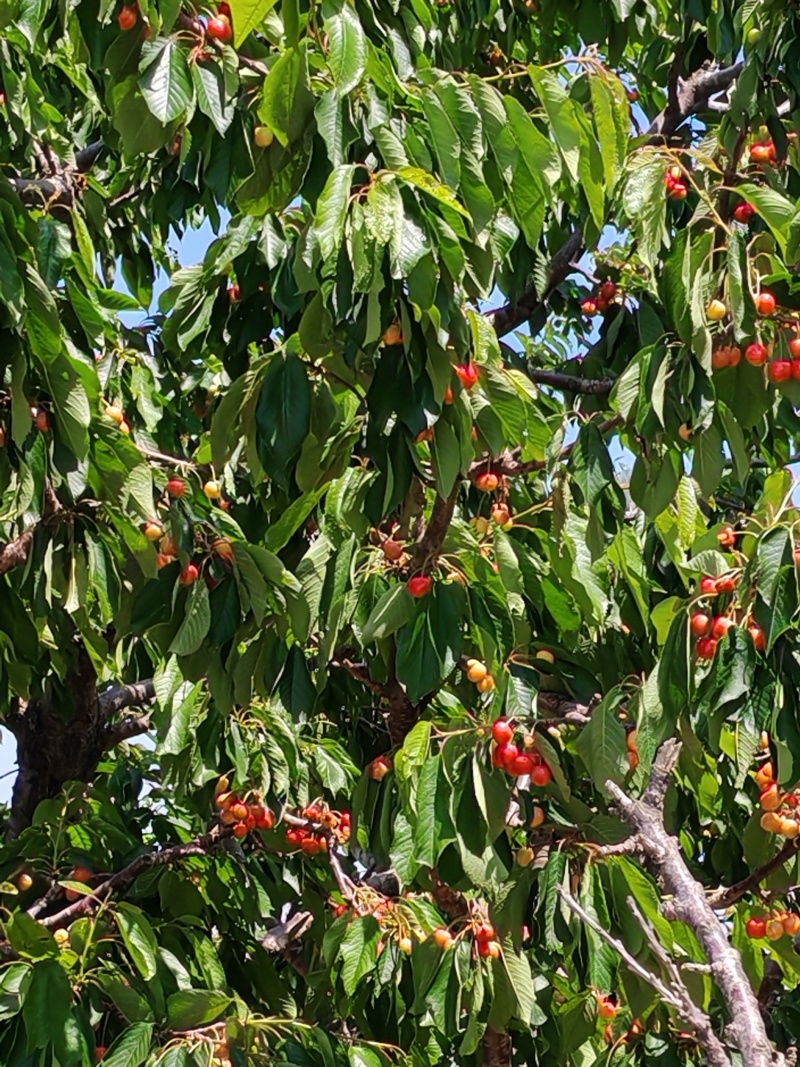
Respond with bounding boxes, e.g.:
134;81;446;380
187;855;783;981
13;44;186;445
285;802;351;855
757;762;800;839
432;918;502;959
466;658;496;694
690;566;766;659
490;718;553;783
746;911;800;940
664;164;690;200
215;780;274;839
712;331;800;382
581;280;619;317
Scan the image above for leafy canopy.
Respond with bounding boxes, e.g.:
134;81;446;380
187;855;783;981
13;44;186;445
1;0;800;1065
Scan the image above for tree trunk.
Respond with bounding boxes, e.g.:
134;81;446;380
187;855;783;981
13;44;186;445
5;646;107;838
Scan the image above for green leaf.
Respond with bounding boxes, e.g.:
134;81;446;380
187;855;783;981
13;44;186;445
340;916;381;996
324;0;366;96
257;45;314;147
116;904;160;981
255;352;312;485
574;691;628;795
169;581;211;656
397;166;470;218
191;61;233;136
736;182;795;251
166;989;232;1030
23;959;71;1050
139;38;193;124
579;864;616;989
528;65;582;181
314;164;355;260
100;1022;154;1067
362;584;417;644
229;0;278;43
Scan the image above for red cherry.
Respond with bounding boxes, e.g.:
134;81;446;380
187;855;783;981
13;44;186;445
499;742;520;771
696;636;718;660
746;917;767;939
750;142;774;164
690;612;711;637
166;477;186;497
492;718;514;745
180;563;199;586
769;360;793;383
508;754;534;776
117;4;137;29
700;577;718;596
474;923;495;943
455;363;479;389
711;616;734;639
600;281;617;301
581;300;598;316
792;359;800;381
789;338;800;358
491;744;506;768
715;575;737;594
733;202;756;224
407;575;432;598
207;13;232;41
668;182;688;200
745;342;769;366
749;625;766;652
530;763;552;787
756;292;777;316
383;539;404;561
475;472;500;492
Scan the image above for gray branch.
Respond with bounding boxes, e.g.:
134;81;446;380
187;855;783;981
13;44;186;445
605;740;779;1067
99;680;155;718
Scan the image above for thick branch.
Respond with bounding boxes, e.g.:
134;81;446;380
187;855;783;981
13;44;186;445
99;679;156;718
646;62;745;137
487;230;585;338
40;827;230;929
469;415;624;481
411;485;459;574
103;713;152;750
529;368;615;395
330;648;419;748
606;741;777;1067
708;839;800;911
0;529;34;576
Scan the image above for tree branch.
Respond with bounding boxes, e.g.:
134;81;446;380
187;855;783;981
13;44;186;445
103;713;153;750
646;62;745;138
605;741;777;1067
487;230;585;338
39;826;231;929
411;485;459;574
528;368;615;395
99;679;156;718
707;839;800;911
0;529;35;576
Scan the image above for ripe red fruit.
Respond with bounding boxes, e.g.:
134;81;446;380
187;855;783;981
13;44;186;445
492;718;514;745
690;612;711;637
769;359;793;383
531;763;552;787
491;744;506;768
369;755;392;781
407;575;432;598
717;525;736;547
166;477;186;498
474;923;495;942
696;636;718;660
508;754;535;776
756;291;777;316
750;142;775;164
499;742;520;771
96;1048;108;1063
733;202;756;224
382;539;404;561
581;299;598;316
475;472;500;492
745;342;769;366
715;575;738;594
34;409;50;432
600;281;617;301
207;13;232;41
232;822;248;838
749;625;766;652
180;563;200;586
711;616;734;639
455;363;479;389
790;338;800;358
792;359;800;381
700;577;718;596
746;917;767;939
117;4;137;29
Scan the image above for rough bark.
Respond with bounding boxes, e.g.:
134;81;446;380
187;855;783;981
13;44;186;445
5;649;156;839
607;740;779;1067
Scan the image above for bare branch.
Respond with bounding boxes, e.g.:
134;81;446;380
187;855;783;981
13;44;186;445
708;838;800;911
103;713;152;750
39;826;231;929
411;485;459;574
528;368;615;395
646;62;745;137
605;742;777;1067
487;230;586;338
0;529;35;576
99;679;156;718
